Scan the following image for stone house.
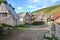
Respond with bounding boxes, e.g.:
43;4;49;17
35;12;47;21
0;2;20;26
50;13;60;39
18;12;32;23
50;13;60;23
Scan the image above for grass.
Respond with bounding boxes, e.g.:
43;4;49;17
32;5;60;14
0;23;31;35
32;4;60;20
20;22;25;24
19;22;32;28
16;24;31;28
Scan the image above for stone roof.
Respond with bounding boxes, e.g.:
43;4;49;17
18;12;31;18
0;2;19;19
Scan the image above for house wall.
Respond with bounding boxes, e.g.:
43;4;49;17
19;13;32;23
0;13;5;24
13;18;20;26
35;14;47;21
0;3;20;26
0;13;13;25
26;13;32;20
20;17;24;22
16;18;20;25
0;3;9;13
56;25;60;39
0;13;20;26
5;15;13;26
23;13;32;22
5;14;20;26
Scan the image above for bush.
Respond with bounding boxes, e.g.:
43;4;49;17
0;23;30;35
0;24;15;35
1;23;13;27
32;21;45;25
44;34;59;40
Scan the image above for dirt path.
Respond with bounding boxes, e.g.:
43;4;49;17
1;24;49;40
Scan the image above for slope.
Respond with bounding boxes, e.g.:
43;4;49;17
32;5;60;19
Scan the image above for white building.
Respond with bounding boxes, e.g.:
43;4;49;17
0;2;20;26
35;12;47;21
18;12;32;23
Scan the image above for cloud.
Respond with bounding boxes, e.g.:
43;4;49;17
17;7;22;10
27;5;38;9
50;0;59;2
16;7;23;13
8;0;60;13
32;0;39;3
50;0;59;4
42;6;48;8
28;6;34;8
28;0;40;3
26;0;60;12
28;0;59;5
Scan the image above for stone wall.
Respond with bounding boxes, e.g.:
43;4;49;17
56;25;60;38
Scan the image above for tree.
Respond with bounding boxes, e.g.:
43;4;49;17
0;0;8;5
0;0;5;3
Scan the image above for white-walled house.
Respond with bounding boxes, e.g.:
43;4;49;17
0;2;20;26
35;12;47;21
18;12;32;23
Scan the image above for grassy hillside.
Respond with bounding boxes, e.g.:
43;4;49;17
48;7;60;15
32;4;60;19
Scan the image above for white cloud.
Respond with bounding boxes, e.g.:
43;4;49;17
42;6;48;8
16;0;60;12
50;0;59;4
17;7;22;10
28;6;34;8
28;0;59;6
28;5;36;8
32;0;39;3
50;0;59;2
24;5;36;8
28;0;40;3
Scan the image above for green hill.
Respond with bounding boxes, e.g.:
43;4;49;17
32;4;60;16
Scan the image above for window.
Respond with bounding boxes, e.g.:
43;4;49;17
13;17;15;20
3;13;7;17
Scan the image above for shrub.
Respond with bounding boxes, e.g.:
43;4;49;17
0;23;30;35
32;21;45;25
44;34;59;40
0;24;15;35
1;23;13;27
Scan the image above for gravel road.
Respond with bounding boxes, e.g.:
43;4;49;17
0;24;49;40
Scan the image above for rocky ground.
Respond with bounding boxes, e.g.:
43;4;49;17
0;24;50;40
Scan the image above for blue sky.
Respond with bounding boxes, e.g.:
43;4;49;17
7;0;60;13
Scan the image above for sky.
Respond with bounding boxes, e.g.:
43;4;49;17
6;0;60;13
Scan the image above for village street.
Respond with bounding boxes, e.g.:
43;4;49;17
0;0;60;40
1;24;50;40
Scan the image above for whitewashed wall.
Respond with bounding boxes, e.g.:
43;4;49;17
0;13;19;26
56;25;60;38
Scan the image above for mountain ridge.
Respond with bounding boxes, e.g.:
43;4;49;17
32;4;60;19
32;4;60;13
